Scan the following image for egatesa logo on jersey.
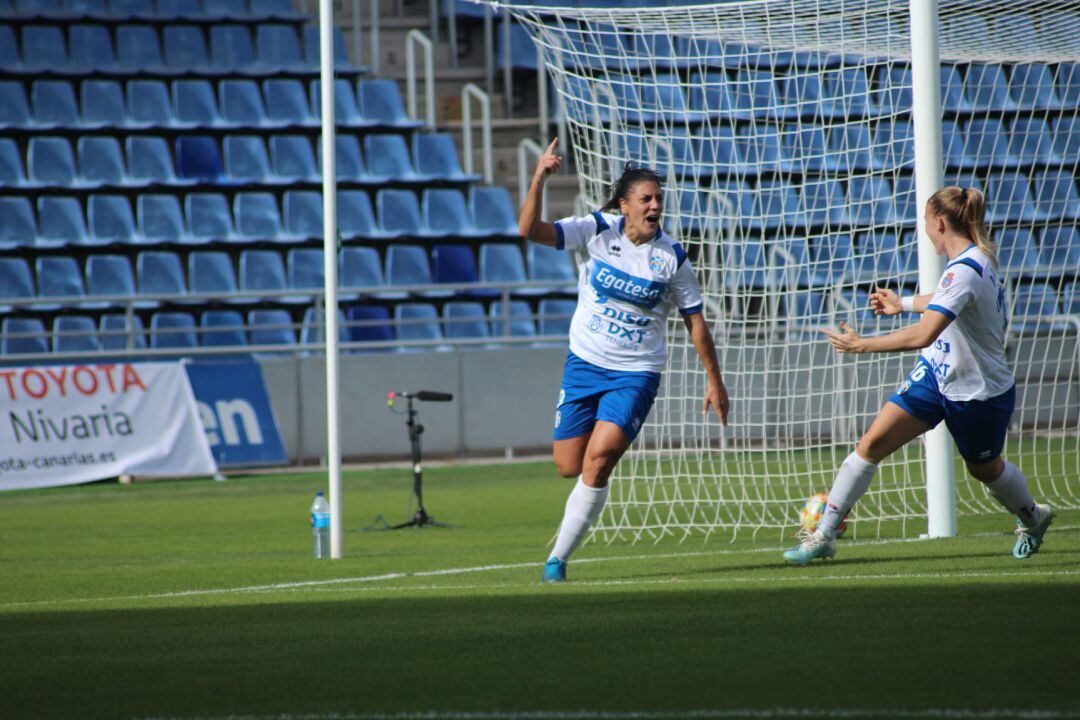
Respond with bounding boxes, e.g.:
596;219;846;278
941;272;955;289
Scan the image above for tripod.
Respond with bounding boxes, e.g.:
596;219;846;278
385;391;455;530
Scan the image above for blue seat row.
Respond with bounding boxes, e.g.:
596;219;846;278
0;131;471;189
0;0;304;22
0;185;519;249
0;241;576;309
0;78;410;131
0;21;354;76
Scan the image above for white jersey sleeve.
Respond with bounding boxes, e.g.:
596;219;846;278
553;213;600;252
669;247;704;316
926;263;978;321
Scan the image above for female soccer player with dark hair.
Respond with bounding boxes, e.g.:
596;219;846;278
784;186;1054;565
519;139;730;582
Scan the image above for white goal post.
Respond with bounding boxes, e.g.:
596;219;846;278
495;0;1080;542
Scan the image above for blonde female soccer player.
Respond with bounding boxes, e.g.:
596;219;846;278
784;186;1054;565
519;139;730;582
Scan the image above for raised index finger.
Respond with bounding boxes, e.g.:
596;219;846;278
545;137;559;155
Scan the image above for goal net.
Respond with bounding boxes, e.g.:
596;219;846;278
503;0;1080;541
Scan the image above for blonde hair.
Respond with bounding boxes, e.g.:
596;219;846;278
927;186;997;269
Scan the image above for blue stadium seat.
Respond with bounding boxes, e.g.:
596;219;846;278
80;79;129;128
779;70;838;122
200;310;247;348
310;78;371;127
1050;116;1080;161
108;0;153;20
239;249;302;302
431;244;478;293
140;194;189;245
964;64;1016;112
1037;227;1080;277
200;0;245;20
286;247;325;296
985;172;1044;224
357;79;422;128
53;315;98;352
941;119;978;170
174;79;228;127
378;188;435;237
162;25;209;73
1032;170;1080;221
538;298;576;337
386;243;449;298
1009;64;1065;111
150;311;197;349
939;64;970;113
854;230;904;277
29;136;87;187
89;194;139;244
86;253;150;308
1056;62;1080;108
685;71;735;119
37;196;89;247
423;189;480;238
118;24;166;72
964;119;1019;170
300;306;348;346
189;250;244;302
21;25;69;71
0;25;20;73
684;125;742;178
346;305;393;347
186;192;236;243
339;189;394;241
127;79;186;128
0;258;36;312
156;0;204;20
210;25;258;73
270;134;319;181
1011;283;1063;334
364;134;428;182
479;243;528;296
470;186;519;237
176;135;225;182
489;300;536;338
826;124;876;173
264;78;316;126
339;246;389;297
302;24;356;71
497;22;540;70
393;303;443;350
2;318;49;355
871;65;912;116
79;136;143;187
128;136;193;187
0;197;36;250
321;135;370;182
413;133;478;182
234;191;286;243
997;229;1041;276
443;301;489;341
257;23;306;71
220;79;274;127
810;234;856;286
1007;117;1063;167
872;120;914;169
0;81;33;129
248;309;296;347
137;250;187;298
527;241;577;291
100;313;147;351
37;255;86;302
800;179;851;228
730;69;781;120
224;135;276;183
723;240;768;290
784;290;828;329
783;124;841;174
823;67;871;118
737;124;794;175
751;179;802;232
69;23;117;73
847;176;899;226
283;190;322;240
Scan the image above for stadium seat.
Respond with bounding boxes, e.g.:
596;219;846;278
137;194;188;244
726;239;770;290
256;24;306;71
234;191;286;243
364;134;429;182
80;79;130;128
174;79;228;127
413;133;478;182
248;308;296;347
239;249;303;303
941;119;977;170
28;136;87;187
221;79;275;127
872;120;914;169
53;315;98;353
431;244;478;293
686;71;737;119
423;189;481;238
393;303;443;351
1009;64;1065;111
826;124;876;173
985;172;1044;224
964;119;1020;170
1007;117;1063;167
186;192;236;243
118;24;167;72
68;23;117;73
199;0;246;20
189;250;244;303
224;135;277;183
964;64;1016;112
21;25;69;71
854;230;904;277
823;67;871;118
735;124;793;175
270;135;319;182
872;65;913;115
939;64;970;113
310;79;371;127
200;310;247;348
108;0;154;20
779;70;839;122
339;189;395;241
997;229;1041;276
210;25;259;73
1032;170;1080;221
527;241;577;291
0;197;36;250
286;247;330;298
150;311;197;349
137;250;187;299
1050;116;1080;161
37;255;86;302
443;301;489;341
346;305;394;347
299;306;349;347
489;300;536;338
1055;62;1080;108
0;258;37;312
0;25;20;73
378;189;436;238
538;298;576;336
264;78;316;126
1037;227;1080;277
283;190;322;240
99;313;146;351
176;135;225;182
127;79;185;128
321;135;370;182
156;0;205;20
79;136;143;187
730;69;781;119
2;318;49;355
86;253;151;308
783;124;841;174
497;22;541;70
470;186;519;237
37;196;90;247
358;79;422;128
302;24;355;71
1011;283;1063;334
162;25;210;73
479;243;528;296
785;290;828;329
847;176;899;226
386;243;449;298
751;179;802;232
0;81;33;129
339;246;390;297
801;179;851;228
88;194;139;244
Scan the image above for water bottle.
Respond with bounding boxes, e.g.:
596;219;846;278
311;492;330;558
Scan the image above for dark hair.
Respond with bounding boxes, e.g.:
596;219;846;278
600;163;666;213
928;185;996;269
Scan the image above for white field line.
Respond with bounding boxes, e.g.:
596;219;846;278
5;525;1078;610
141;706;1080;719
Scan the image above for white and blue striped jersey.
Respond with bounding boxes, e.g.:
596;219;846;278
922;245;1014;401
554;211;704;373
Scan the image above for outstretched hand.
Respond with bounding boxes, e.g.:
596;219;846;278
868;286;902;316
822;322;867;354
533;138;562;183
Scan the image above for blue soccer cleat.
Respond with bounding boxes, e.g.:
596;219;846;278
543;556;567;583
782;532;836;566
1013;503;1055;560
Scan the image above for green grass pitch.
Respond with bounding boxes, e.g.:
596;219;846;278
1;461;1078;720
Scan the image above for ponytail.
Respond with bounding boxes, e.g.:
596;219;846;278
928;186;998;270
600;163;665;213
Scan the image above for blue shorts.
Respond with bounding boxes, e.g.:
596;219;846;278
553;352;661;443
889;358;1015;464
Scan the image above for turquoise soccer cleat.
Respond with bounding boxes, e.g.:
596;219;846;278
542;557;567;583
1013;503;1055;560
782;532;837;566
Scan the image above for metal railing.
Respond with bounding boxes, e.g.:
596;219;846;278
517;137;548;220
462;82;493;183
405;29;436;130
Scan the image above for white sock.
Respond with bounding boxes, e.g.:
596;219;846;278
985;461;1040;528
818;452;878;540
550;477;609;562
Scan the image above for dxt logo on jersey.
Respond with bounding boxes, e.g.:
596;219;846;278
590;261;667;309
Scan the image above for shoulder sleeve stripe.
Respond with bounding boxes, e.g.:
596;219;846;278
672;241;688;268
591;211;609;232
927;303;957;320
554;221;565;250
679;302;704;317
947;257;983;277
